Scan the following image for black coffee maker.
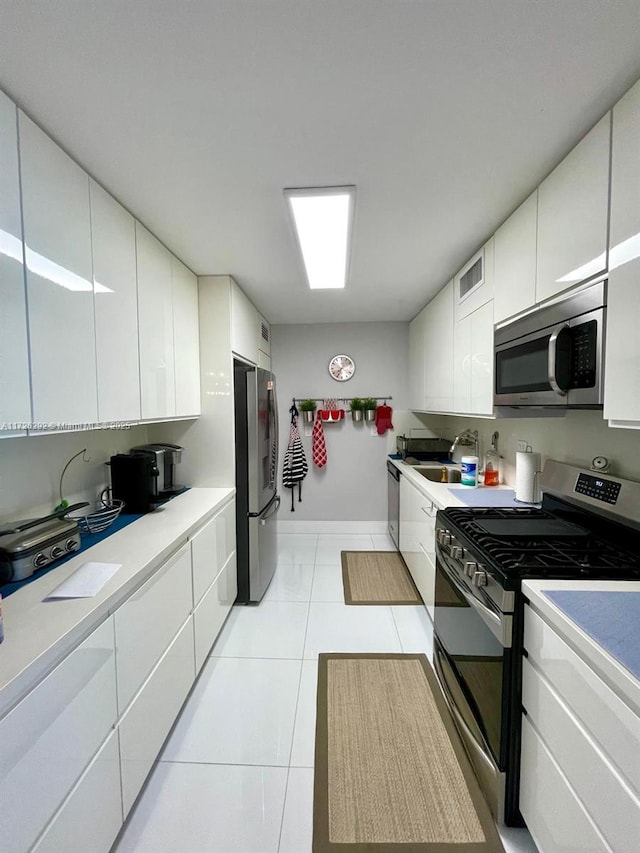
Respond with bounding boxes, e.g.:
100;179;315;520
109;451;159;514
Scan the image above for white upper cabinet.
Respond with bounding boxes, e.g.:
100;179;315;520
0;92;31;434
136;223;176;420
408;306;427;410
454;238;494;321
536;113;611;303
424;280;454;413
230;279;259;364
604;79;640;425
453;301;494;416
493;191;538;324
19;111;98;425
90;181;140;423
172;257;201;417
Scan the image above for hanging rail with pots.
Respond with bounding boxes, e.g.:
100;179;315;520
292;396;393;423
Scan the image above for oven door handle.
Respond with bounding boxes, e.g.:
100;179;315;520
548;322;570;396
439;555;511;648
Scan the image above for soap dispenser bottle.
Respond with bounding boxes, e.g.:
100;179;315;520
483;432;502;486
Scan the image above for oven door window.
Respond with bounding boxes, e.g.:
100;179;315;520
434;559;508;767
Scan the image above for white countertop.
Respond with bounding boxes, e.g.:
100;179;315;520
0;487;234;714
390;458;515;508
524;579;640;717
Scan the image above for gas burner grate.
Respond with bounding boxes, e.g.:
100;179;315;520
443;506;640;578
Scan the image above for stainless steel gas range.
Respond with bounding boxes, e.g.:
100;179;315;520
432;460;640;826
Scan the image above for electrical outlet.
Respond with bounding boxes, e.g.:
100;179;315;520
516;440;530;452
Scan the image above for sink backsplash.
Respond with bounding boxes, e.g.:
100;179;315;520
414;410;640;485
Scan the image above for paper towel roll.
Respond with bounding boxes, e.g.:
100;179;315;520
515;451;541;503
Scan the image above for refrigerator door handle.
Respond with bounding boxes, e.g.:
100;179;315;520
259;495;281;524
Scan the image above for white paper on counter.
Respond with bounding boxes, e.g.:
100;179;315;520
45;562;122;600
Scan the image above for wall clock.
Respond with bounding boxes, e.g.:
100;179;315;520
328;354;356;382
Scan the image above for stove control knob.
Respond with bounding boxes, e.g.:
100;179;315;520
472;570;488;588
450;545;464;559
464;560;478;577
437;529;452;546
66;539;77;552
33;553;48;569
51;546;65;559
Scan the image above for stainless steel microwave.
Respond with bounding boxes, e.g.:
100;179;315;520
494;278;606;410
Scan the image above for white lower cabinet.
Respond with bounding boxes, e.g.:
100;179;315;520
194;552;237;670
0;617;117;853
521;603;640;852
118;617;195;814
520;716;608;853
399;476;437;619
33;730;122;853
114;543;193;714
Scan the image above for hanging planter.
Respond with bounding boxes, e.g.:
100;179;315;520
350;398;364;422
299;400;317;423
362;398;377;422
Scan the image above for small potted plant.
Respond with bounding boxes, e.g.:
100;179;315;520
349;398;364;422
299;399;317;423
362;397;377;422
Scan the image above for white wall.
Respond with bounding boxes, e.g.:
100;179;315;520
0;425;149;523
271;321;428;523
416;410;640;484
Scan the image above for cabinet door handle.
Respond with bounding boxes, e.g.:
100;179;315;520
421;503;437;517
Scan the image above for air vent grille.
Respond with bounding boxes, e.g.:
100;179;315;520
261;323;270;343
460;256;483;299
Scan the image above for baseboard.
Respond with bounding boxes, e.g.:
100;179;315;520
278;520;388;535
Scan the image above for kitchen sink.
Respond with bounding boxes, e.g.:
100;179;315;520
414;465;459;483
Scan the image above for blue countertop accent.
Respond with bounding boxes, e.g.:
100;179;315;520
0;513;144;599
544;590;640;680
446;487;538;508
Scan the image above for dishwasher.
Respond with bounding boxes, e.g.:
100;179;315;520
387;460;400;548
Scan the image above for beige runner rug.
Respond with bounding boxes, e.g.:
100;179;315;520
341;550;422;605
313;653;505;853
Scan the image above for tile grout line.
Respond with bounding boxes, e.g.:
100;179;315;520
277;535;317;852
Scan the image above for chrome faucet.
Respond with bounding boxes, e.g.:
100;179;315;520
450;429;479;460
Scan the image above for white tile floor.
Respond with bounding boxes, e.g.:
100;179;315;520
114;531;538;853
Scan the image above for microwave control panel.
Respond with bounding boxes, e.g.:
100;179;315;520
575;473;621;505
570;320;597;389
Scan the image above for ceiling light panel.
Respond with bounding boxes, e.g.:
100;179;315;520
284;186;355;289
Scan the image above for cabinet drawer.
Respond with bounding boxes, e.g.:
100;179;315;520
0;617;117;853
520;715;608;853
524;605;640;794
216;499;236;569
34;730;122;853
115;544;192;714
191;513;220;605
194;553;237;671
118;617;195;815
191;502;235;606
522;658;640;850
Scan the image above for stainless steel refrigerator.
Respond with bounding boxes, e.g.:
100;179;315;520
234;361;280;603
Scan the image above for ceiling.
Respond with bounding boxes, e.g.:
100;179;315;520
1;1;639;324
